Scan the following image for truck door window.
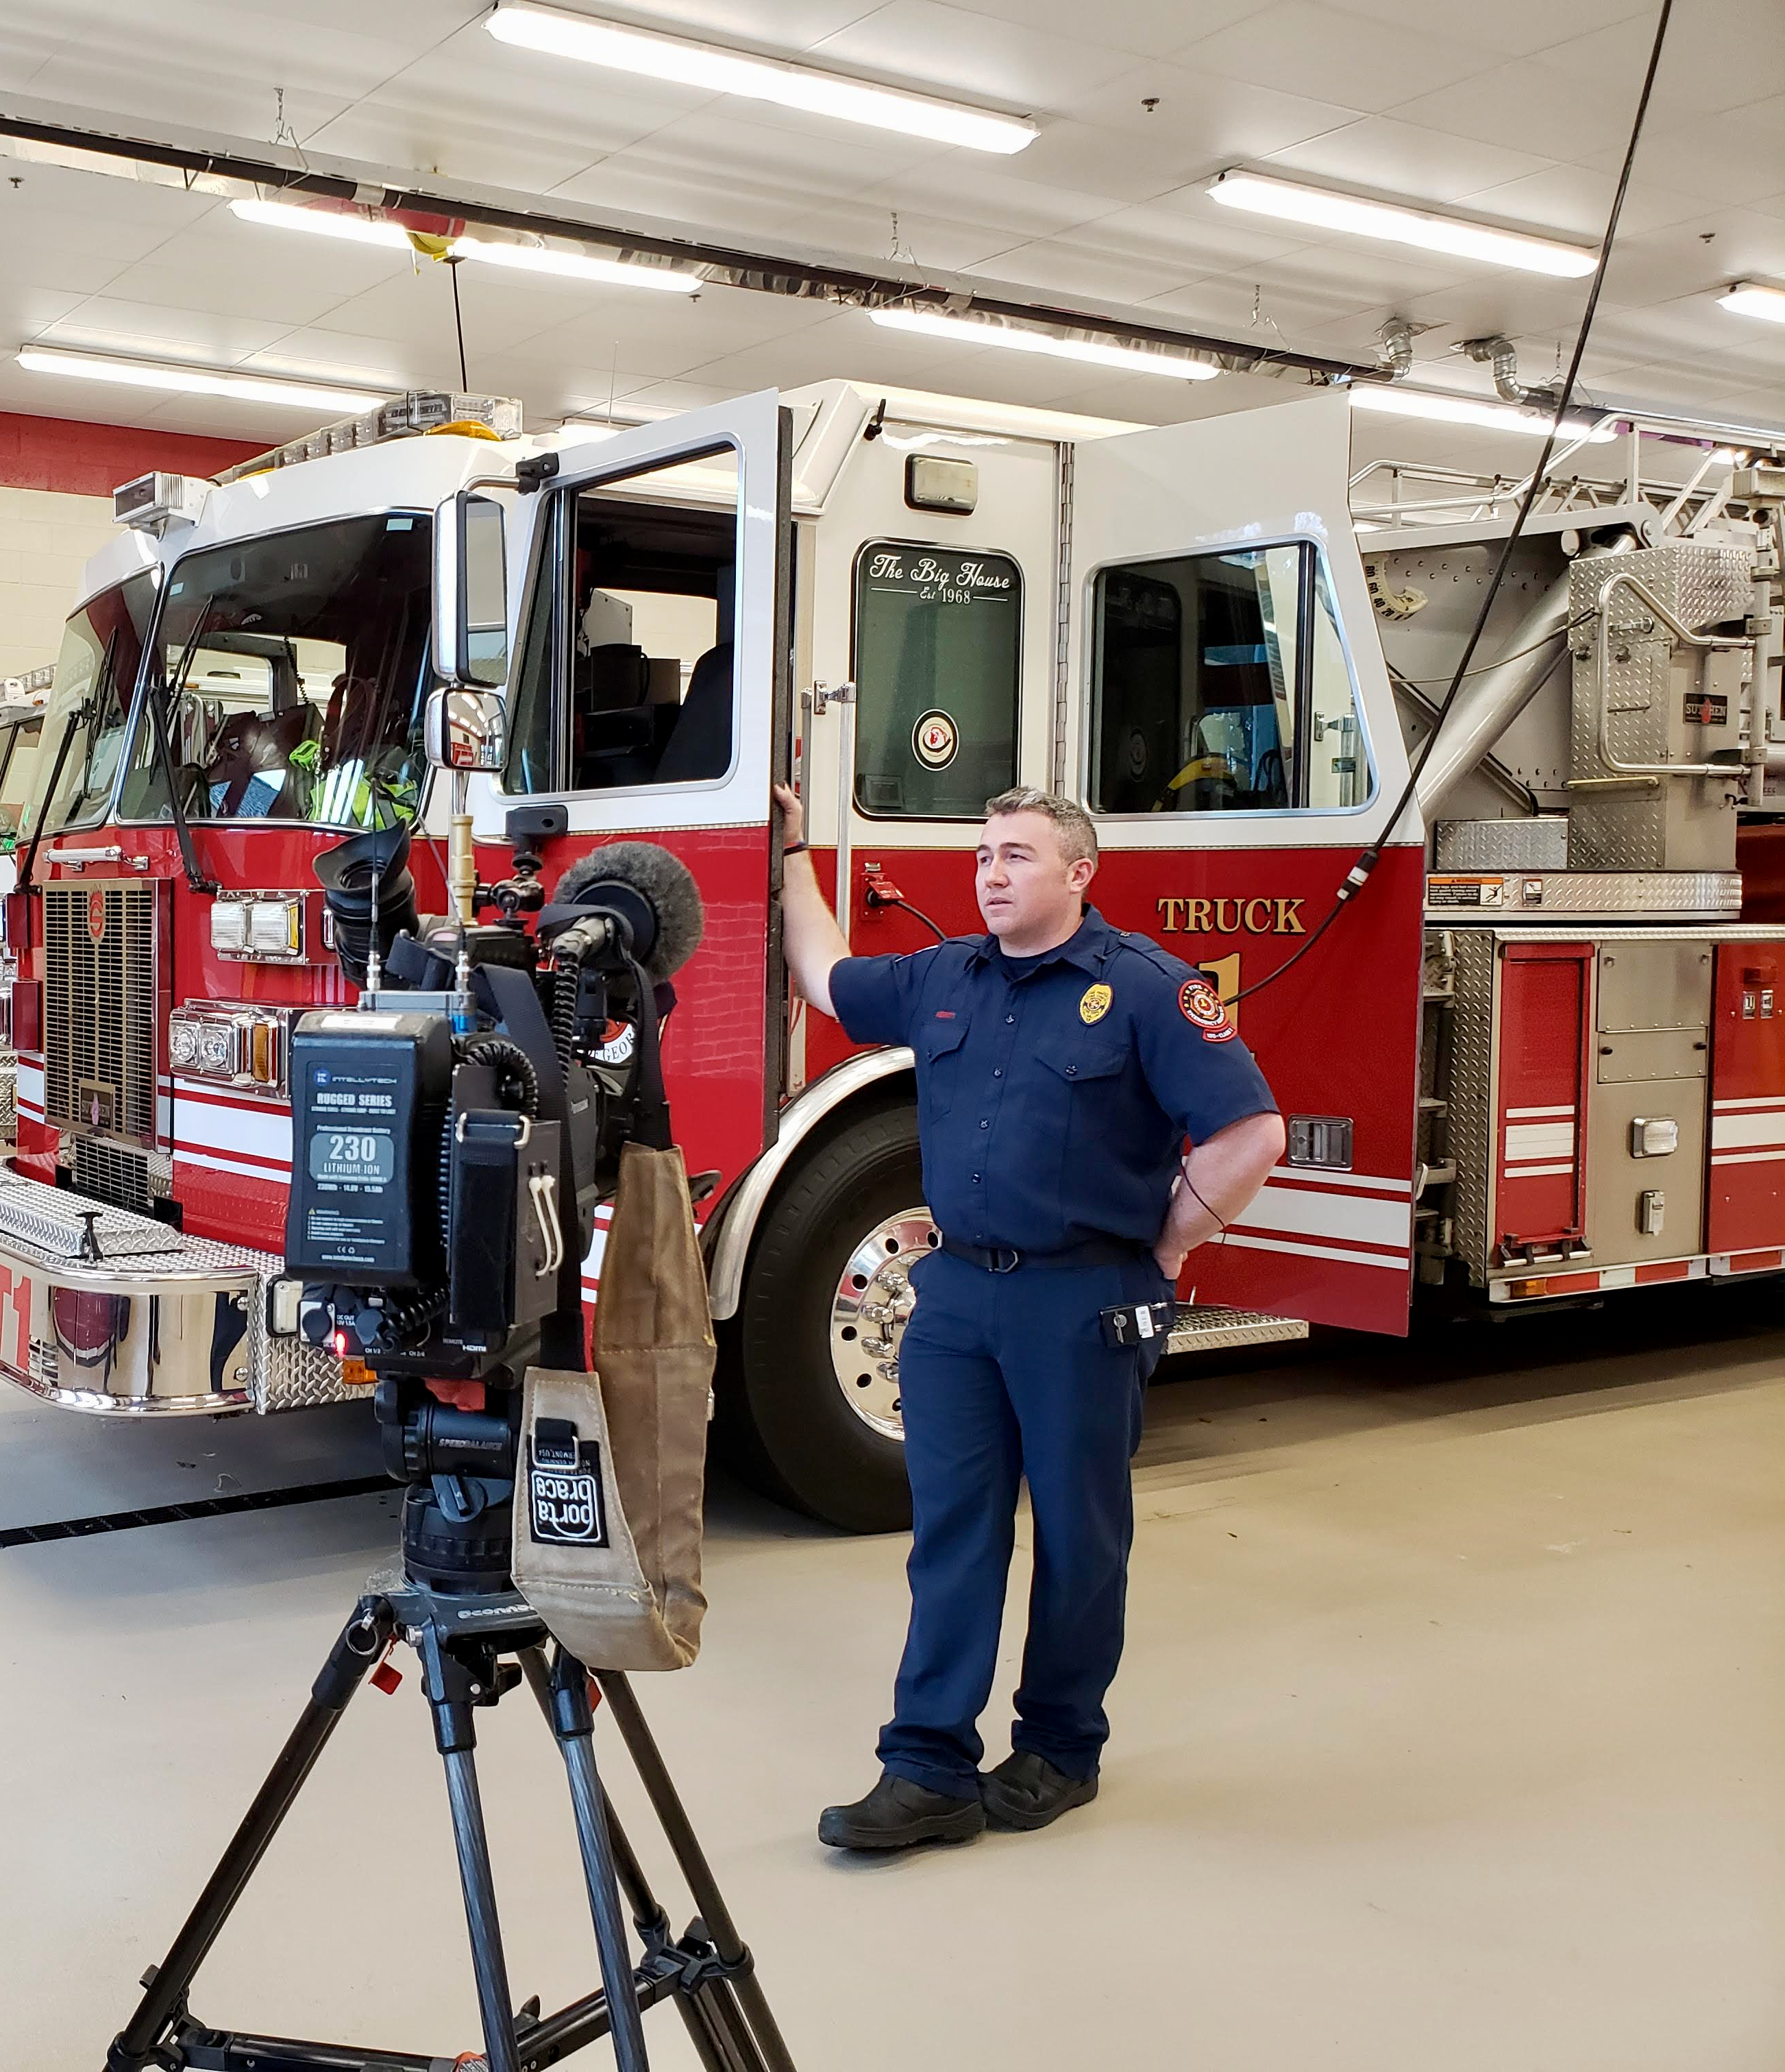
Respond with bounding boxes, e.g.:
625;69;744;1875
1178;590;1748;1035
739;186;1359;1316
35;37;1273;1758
119;513;432;829
507;445;740;794
851;544;1020;818
1089;542;1369;814
19;572;156;839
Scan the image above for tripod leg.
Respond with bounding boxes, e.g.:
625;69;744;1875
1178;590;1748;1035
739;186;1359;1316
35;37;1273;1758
419;1624;523;2072
595;1674;800;2072
521;1653;735;2072
547;1653;652;2072
108;1596;395;2072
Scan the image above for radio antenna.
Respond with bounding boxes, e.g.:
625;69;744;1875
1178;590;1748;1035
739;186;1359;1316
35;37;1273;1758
363;854;383;1001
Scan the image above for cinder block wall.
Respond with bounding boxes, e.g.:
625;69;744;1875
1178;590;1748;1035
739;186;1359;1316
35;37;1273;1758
0;414;260;681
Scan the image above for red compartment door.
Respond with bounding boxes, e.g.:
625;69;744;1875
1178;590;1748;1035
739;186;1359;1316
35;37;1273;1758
1709;943;1785;1254
1494;942;1591;1254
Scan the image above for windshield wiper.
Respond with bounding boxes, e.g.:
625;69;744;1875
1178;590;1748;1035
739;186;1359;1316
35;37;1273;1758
148;605;220;895
17;629;115;899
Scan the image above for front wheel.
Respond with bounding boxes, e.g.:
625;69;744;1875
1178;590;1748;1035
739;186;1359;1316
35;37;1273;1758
724;1102;934;1533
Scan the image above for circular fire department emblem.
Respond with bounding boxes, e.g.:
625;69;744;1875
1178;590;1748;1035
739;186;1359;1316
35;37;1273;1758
1179;977;1235;1043
593;1020;637;1066
87;889;106;947
912;709;959;770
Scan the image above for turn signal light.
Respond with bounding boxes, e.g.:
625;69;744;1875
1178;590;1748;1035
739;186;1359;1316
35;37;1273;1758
1506;1276;1549;1298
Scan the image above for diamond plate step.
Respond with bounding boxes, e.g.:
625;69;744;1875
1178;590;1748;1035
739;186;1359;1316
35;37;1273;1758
1165;1303;1308;1355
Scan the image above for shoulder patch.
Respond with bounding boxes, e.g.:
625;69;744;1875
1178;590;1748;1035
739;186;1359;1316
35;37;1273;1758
1178;977;1236;1043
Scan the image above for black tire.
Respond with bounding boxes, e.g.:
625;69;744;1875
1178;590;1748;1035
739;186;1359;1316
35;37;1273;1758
722;1101;921;1533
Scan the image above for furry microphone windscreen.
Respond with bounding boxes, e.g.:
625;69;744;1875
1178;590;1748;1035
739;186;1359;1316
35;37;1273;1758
554;842;706;980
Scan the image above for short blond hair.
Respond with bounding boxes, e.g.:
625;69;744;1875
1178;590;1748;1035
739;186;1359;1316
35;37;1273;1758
983;785;1098;867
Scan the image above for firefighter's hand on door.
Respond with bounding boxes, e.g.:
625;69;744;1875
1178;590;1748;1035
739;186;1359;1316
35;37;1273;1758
772;781;804;849
772;781;849;1020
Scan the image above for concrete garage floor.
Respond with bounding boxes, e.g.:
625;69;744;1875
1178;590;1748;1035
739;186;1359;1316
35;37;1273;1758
3;1291;1782;2071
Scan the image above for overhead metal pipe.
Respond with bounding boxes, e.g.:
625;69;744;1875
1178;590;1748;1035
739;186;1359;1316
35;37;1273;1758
0;105;1382;384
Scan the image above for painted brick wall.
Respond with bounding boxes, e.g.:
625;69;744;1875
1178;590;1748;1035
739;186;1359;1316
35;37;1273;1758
0;413;260;681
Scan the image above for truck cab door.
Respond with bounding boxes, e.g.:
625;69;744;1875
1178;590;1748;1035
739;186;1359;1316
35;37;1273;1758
796;417;1063;1086
471;390;793;1223
1065;390;1421;1334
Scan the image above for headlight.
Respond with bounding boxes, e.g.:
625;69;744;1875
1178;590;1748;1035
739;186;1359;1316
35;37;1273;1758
169;1019;199;1068
247;898;300;955
210;902;248;953
197;1024;236;1073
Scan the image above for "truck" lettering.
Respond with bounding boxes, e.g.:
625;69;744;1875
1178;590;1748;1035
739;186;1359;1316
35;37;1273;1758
1155;897;1305;936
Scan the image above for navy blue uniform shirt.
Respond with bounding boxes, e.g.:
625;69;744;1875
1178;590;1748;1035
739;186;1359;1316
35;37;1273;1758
828;906;1278;1255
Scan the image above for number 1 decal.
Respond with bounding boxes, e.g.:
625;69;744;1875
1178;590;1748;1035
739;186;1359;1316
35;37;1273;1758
0;1263;30;1376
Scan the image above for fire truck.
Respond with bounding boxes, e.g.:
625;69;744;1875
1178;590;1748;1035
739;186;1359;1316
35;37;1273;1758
1;379;1780;1531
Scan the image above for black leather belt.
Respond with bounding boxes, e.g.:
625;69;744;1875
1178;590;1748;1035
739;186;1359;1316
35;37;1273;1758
938;1233;1146;1275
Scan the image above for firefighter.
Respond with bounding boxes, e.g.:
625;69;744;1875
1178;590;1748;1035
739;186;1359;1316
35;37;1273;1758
773;781;1283;1849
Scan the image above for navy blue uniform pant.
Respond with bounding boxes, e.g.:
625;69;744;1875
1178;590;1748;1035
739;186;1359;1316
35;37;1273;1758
878;1248;1169;1798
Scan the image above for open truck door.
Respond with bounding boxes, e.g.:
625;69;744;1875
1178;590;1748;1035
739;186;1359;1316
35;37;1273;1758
469;389;794;1221
1062;390;1423;1334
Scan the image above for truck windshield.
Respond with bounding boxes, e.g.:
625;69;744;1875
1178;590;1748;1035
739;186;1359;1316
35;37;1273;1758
119;513;432;830
18;572;157;841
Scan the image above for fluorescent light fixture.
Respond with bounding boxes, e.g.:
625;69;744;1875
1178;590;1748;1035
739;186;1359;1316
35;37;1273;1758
1719;281;1785;325
230;197;413;249
451;234;700;293
232;198;702;294
487;1;1037;154
17;345;384;413
1351;383;1615;442
1209;169;1598;279
870;306;1220;380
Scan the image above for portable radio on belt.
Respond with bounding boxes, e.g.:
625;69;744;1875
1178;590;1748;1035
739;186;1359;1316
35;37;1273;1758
1098;1298;1176;1350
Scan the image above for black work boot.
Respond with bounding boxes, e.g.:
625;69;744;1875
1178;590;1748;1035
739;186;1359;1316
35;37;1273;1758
817;1770;987;1851
981;1750;1098;1831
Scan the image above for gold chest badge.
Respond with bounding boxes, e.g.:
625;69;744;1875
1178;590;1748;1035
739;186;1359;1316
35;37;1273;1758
1079;983;1112;1025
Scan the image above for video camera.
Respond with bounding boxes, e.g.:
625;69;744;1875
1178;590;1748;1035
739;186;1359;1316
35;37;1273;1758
284;807;705;1589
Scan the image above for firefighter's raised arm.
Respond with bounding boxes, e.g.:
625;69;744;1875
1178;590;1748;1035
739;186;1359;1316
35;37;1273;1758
773;782;850;1019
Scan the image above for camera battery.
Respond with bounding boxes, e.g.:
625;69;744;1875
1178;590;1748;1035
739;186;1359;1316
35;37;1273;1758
285;1012;453;1284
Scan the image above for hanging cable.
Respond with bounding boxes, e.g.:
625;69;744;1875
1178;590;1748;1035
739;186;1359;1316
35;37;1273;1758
1229;0;1673;1008
445;253;469;391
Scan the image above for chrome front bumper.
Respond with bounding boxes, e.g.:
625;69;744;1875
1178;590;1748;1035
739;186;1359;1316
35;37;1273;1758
0;1171;354;1415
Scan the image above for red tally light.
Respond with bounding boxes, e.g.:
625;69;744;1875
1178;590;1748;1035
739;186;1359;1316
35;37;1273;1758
330;1328;351;1358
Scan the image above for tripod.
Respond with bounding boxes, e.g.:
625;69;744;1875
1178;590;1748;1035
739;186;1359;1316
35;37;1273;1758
106;1572;798;2072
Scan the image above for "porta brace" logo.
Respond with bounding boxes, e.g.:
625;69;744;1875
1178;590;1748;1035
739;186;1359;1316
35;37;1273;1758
1155;897;1305;936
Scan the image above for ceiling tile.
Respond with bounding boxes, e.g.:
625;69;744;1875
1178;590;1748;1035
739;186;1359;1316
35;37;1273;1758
1261;115;1553;208
958;238;1199;306
1172;1;1496;114
772;200;1018;271
1057;195;1312;274
38;296;297;362
1577;97;1785;210
547;0;898;53
1390;61;1647;159
863;160;1120;240
957;0;1262;58
1597;208;1785;311
1316;0;1650;60
1059;60;1359;154
1452;166;1712;244
1531;12;1785;123
810;1;1135;110
299;109;605;197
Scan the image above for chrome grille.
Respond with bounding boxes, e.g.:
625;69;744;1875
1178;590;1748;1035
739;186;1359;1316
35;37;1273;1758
42;881;158;1141
72;1136;153;1215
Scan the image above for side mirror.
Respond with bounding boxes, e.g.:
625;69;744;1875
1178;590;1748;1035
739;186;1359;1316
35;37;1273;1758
432;491;510;690
424;687;507;773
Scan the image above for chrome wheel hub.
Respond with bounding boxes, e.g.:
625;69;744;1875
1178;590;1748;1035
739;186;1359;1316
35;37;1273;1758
829;1208;936;1439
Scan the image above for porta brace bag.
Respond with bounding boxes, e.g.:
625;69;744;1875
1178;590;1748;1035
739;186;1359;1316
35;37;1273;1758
513;1141;715;1672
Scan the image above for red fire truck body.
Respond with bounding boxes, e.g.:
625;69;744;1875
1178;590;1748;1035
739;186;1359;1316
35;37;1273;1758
1;379;1780;1528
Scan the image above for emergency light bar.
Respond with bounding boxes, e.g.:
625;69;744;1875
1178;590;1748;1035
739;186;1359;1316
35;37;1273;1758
214;391;523;484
